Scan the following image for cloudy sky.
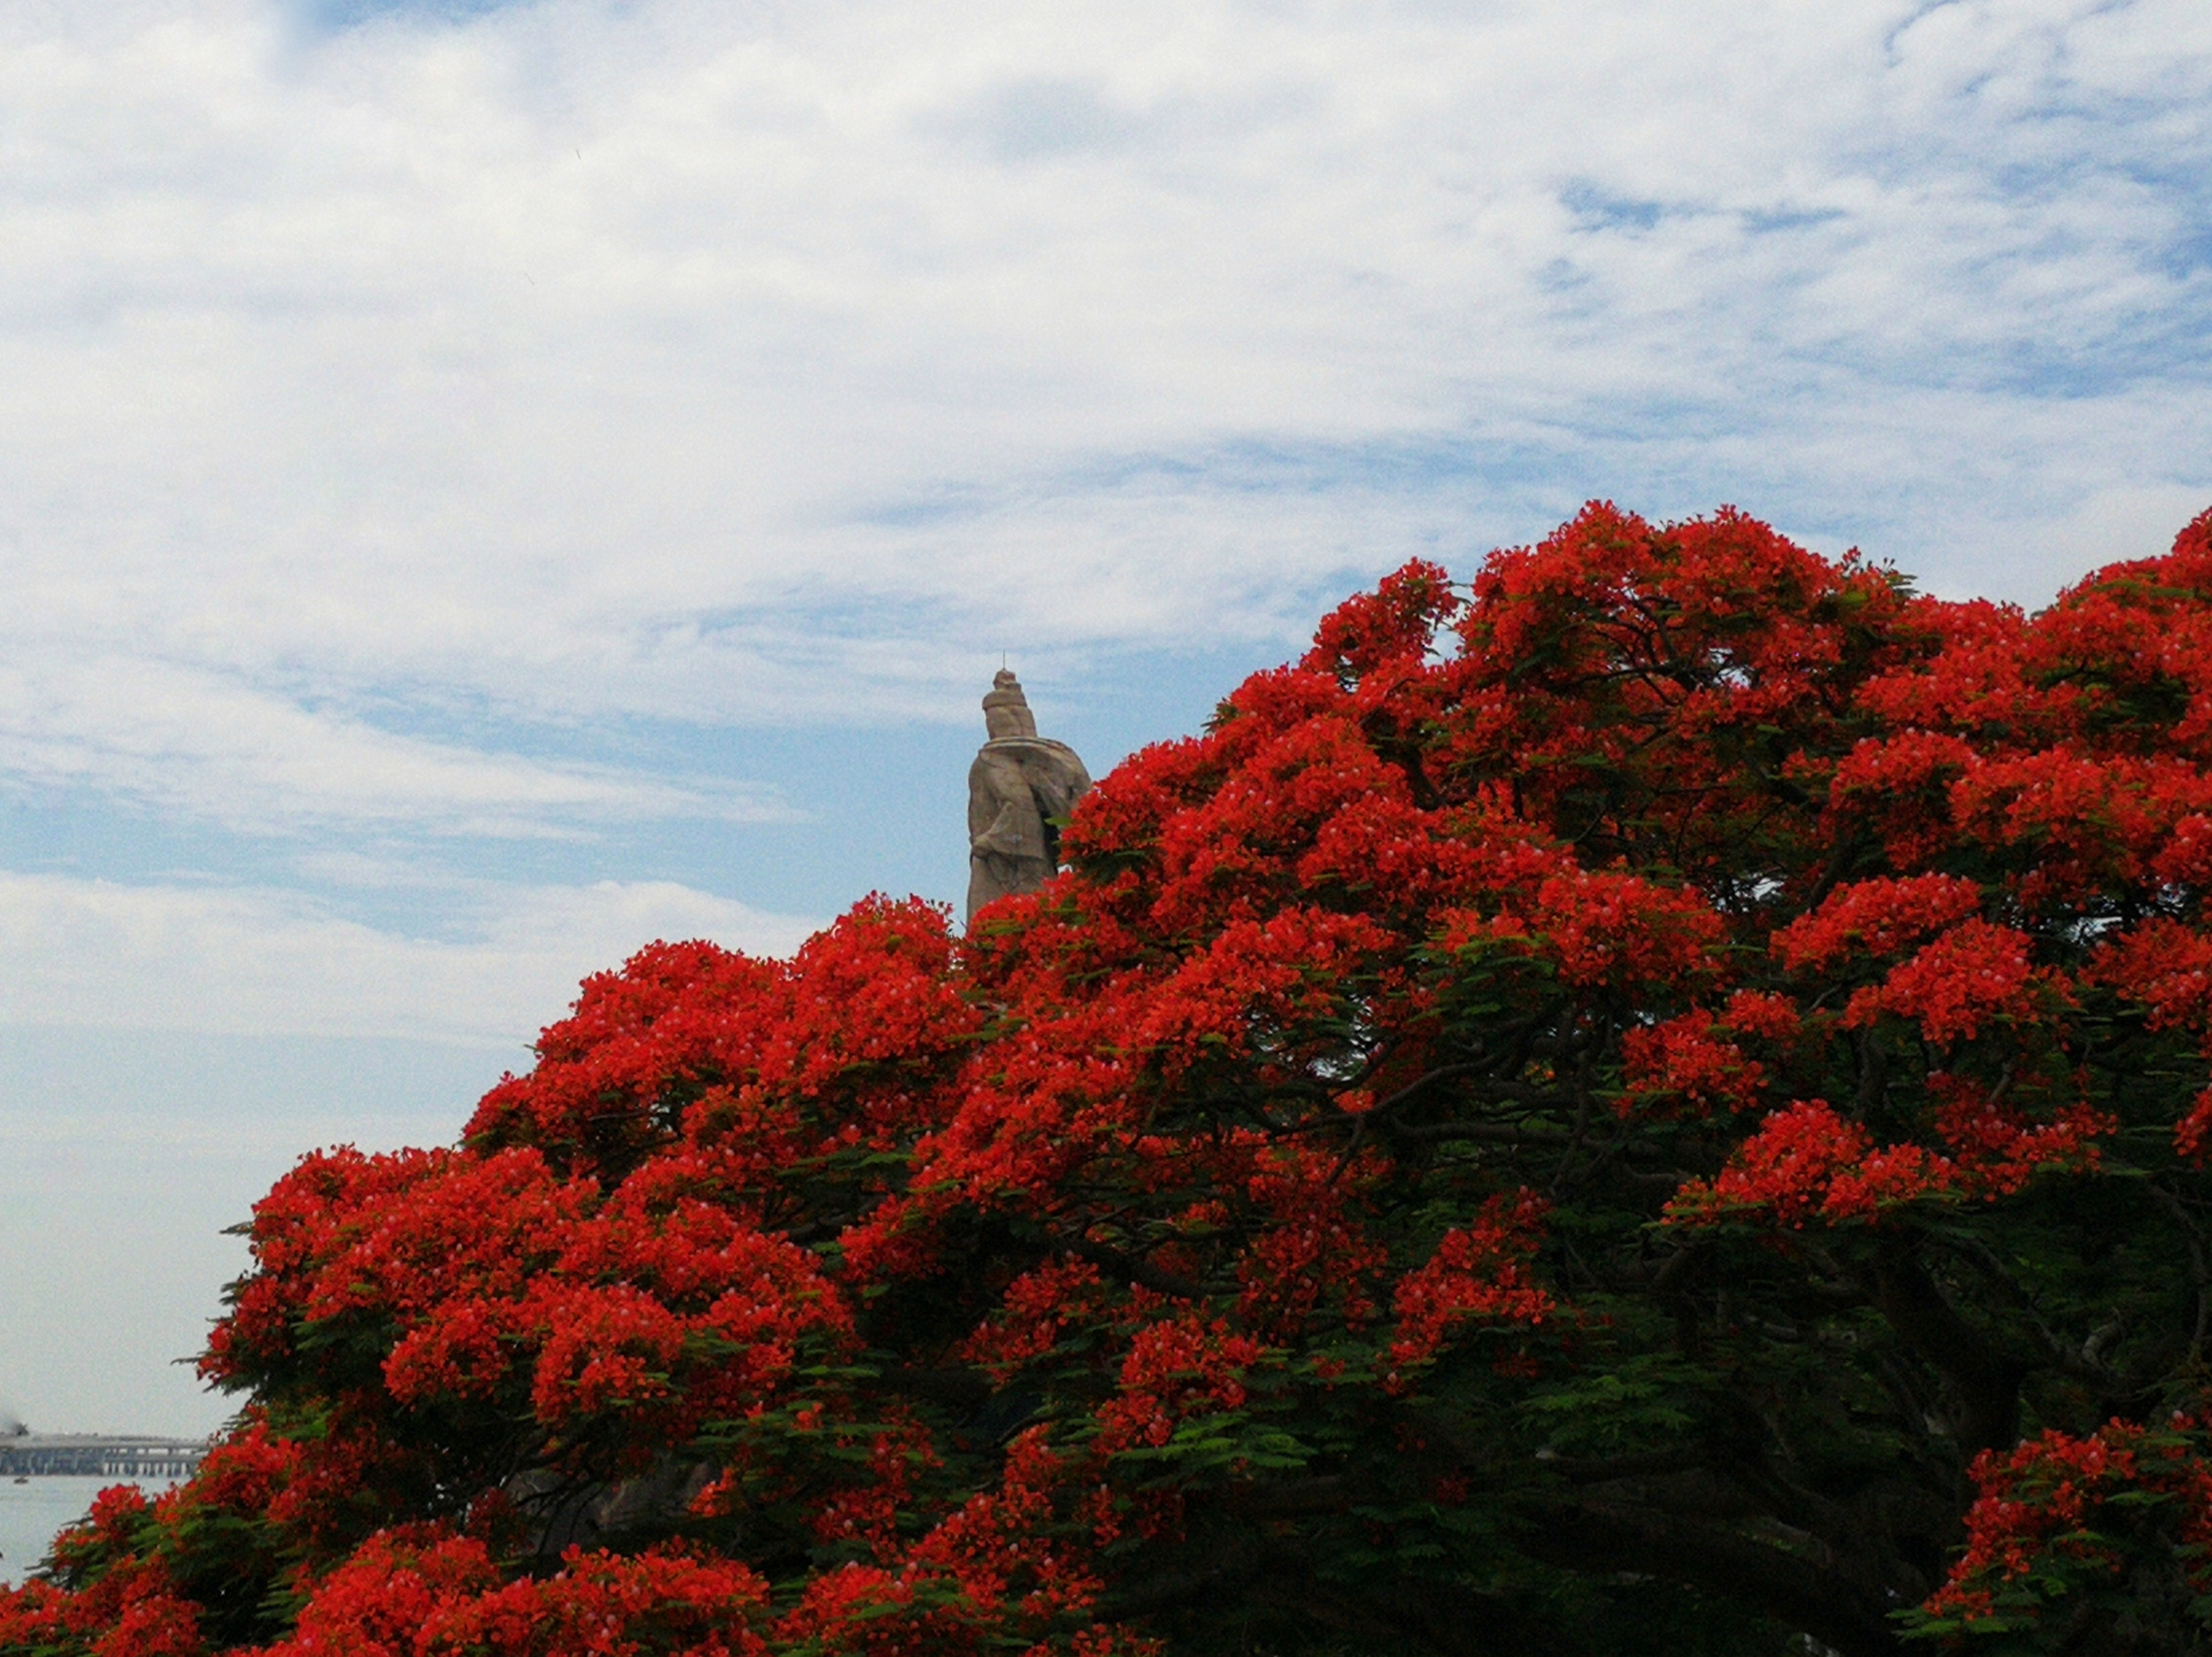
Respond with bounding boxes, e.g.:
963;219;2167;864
0;0;2207;1438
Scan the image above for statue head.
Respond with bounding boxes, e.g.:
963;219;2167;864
982;668;1040;741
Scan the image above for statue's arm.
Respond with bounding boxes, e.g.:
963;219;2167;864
971;797;1029;858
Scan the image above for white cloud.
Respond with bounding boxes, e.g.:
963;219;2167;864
0;870;825;1041
1993;480;2212;602
0;0;2202;746
0;653;787;833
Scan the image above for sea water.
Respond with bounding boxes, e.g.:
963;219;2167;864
0;1477;158;1588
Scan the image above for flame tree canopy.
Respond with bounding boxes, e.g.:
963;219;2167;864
18;503;2212;1657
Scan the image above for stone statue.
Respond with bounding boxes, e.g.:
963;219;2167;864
966;669;1092;924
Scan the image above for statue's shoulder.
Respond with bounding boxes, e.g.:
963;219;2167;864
970;744;1038;798
981;736;1082;759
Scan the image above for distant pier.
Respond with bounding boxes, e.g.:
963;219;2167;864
0;1436;207;1481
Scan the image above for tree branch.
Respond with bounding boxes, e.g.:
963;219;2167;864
1517;1500;1905;1657
1867;1244;2026;1454
1062;1235;1206;1300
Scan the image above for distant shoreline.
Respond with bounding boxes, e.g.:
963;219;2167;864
0;1435;207;1481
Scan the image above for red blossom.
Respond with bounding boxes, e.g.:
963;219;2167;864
1770;874;1984;972
1666;1100;1872;1229
1095;1318;1266;1456
1919;1416;2212;1637
1619;1013;1766;1118
1843;919;2066;1046
1386;1191;1553;1381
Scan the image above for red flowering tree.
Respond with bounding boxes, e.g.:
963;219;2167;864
14;502;2212;1657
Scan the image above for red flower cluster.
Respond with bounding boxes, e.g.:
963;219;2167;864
1667;1081;2111;1230
266;1532;774;1657
1385;1190;1552;1379
1918;1416;2212;1637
